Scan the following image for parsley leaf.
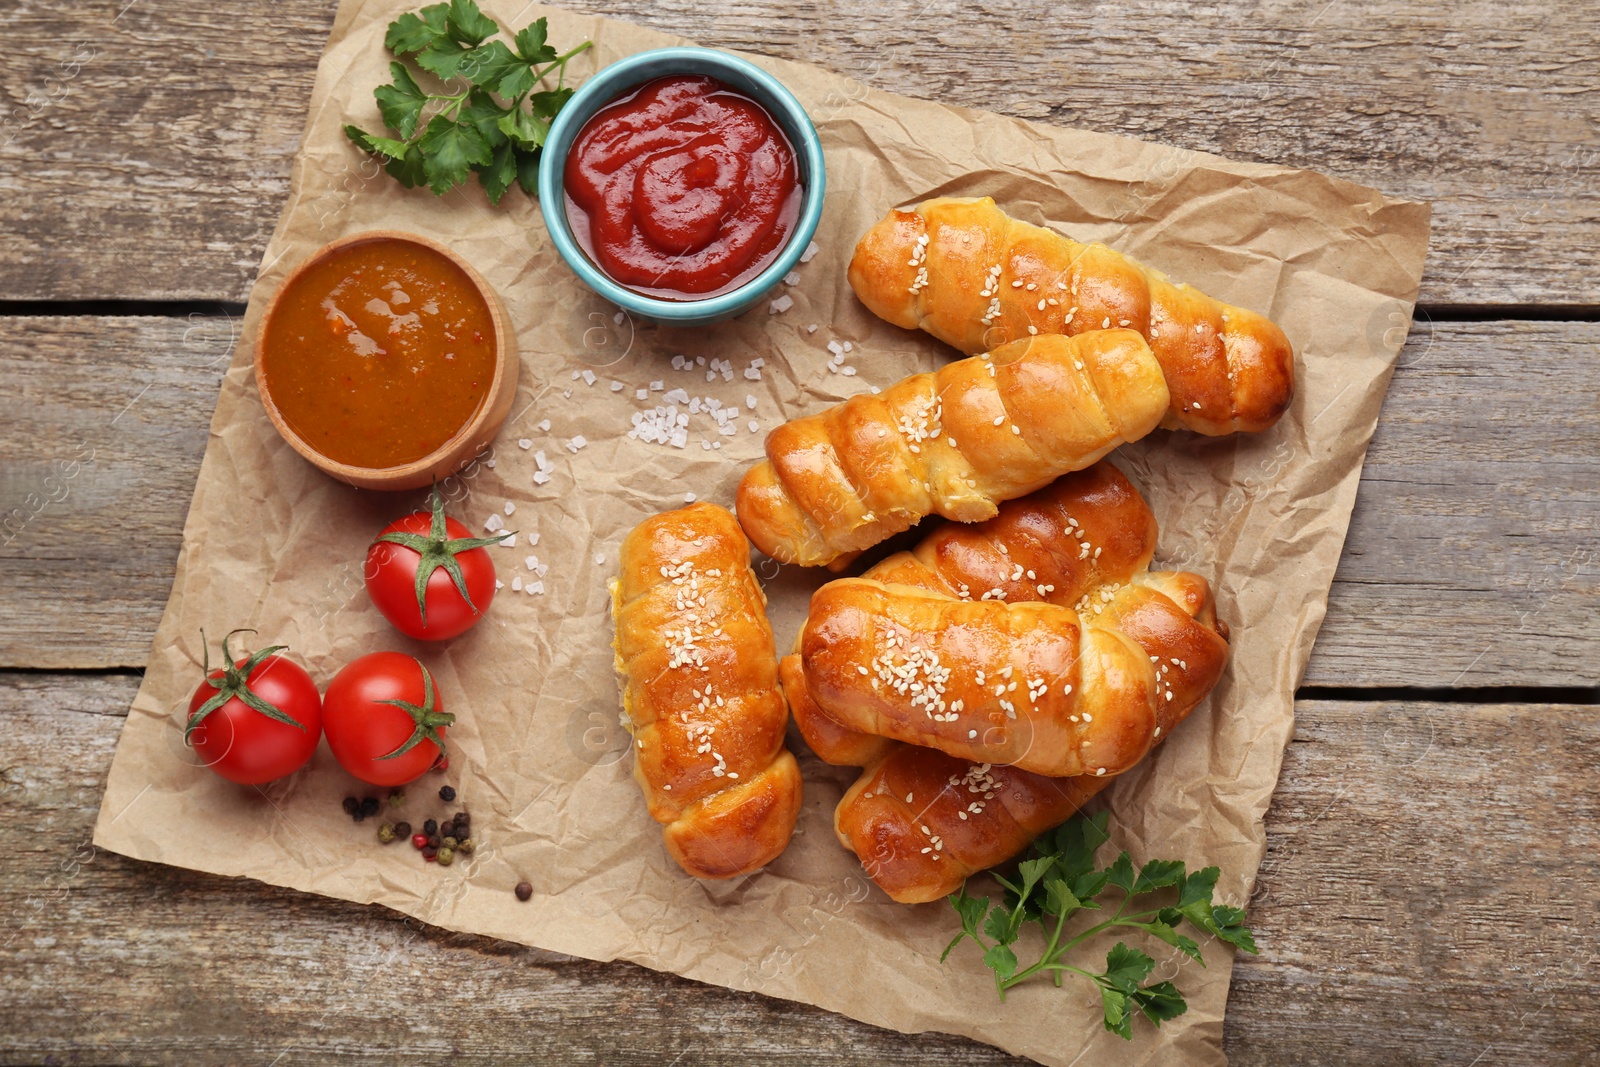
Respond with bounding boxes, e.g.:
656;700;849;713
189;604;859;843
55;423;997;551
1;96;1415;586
941;811;1256;1040
418;114;490;195
444;0;496;46
373;62;428;140
515;19;557;64
345;4;591;201
385;4;448;54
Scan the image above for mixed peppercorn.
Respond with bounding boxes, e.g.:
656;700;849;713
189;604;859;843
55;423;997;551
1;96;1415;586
346;783;528;898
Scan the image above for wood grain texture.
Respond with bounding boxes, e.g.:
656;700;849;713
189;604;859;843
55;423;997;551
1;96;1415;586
2;0;1598;306
3;674;1596;1064
3;316;1595;684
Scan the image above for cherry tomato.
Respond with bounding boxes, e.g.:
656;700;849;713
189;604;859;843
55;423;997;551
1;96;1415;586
366;485;509;641
323;651;452;787
186;630;322;785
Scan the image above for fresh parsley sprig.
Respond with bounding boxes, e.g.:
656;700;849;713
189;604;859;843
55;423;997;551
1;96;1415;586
941;810;1258;1040
344;0;592;203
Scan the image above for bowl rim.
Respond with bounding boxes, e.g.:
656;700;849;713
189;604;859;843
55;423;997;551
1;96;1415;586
253;229;517;487
538;46;827;322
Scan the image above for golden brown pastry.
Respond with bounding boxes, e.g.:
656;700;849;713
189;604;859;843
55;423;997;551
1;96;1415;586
850;195;1294;435
736;330;1168;569
609;502;802;879
798;578;1161;779
781;464;1230;902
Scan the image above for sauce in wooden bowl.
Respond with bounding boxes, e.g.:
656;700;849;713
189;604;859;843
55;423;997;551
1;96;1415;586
259;236;498;470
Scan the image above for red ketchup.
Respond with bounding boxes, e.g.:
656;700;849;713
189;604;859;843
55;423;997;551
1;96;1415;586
564;74;802;300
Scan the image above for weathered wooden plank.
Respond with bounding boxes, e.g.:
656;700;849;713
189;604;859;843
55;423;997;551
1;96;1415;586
0;316;226;666
2;674;1596;1064
3;315;1595;683
1309;318;1600;687
2;0;1598;307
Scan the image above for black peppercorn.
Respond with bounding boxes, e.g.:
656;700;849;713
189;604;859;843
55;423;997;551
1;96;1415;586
454;811;470;826
393;821;412;839
422;846;438;861
515;881;532;901
353;811;366;823
342;796;359;816
422;819;438;836
360;796;381;817
439;785;457;802
428;834;441;848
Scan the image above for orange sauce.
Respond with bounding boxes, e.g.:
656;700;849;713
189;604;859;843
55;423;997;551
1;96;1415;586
260;238;496;469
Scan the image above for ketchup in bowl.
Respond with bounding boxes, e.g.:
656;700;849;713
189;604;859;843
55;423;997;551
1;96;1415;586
563;74;803;301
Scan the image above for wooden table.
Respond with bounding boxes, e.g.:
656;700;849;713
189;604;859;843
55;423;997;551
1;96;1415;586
3;2;1596;1062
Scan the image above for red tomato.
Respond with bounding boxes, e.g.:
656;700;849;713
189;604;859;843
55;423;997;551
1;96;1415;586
186;631;322;786
365;486;508;641
323;651;453;787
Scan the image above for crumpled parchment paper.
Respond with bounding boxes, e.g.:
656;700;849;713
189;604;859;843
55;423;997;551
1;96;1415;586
93;4;1431;1063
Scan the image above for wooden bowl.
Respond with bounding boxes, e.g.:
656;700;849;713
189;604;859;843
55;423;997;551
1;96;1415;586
254;230;518;492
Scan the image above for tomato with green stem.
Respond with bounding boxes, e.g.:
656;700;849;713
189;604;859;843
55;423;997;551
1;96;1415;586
323;651;453;787
185;629;322;785
366;484;511;640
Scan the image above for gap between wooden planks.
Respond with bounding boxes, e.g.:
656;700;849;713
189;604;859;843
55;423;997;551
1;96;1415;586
1;315;1594;685
1;672;1595;1066
1;0;1598;306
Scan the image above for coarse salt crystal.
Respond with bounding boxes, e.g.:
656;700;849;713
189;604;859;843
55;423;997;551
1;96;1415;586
610;380;623;392
538;419;551;431
582;370;596;385
684;492;696;503
503;501;515;515
636;388;648;400
500;534;516;549
800;240;819;263
532;471;551;485
784;270;801;286
594;553;605;565
517;438;533;450
525;555;538;570
748;420;760;433
807;323;818;333
744;367;762;380
528;580;544;595
769;294;794;314
485;514;505;532
745;395;758;410
512;576;523;592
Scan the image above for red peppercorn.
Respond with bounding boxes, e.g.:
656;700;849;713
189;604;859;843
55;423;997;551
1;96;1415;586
411;834;429;850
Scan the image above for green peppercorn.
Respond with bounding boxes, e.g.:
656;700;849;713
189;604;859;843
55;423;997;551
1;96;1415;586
456;838;475;854
442;836;459;850
388;790;406;808
436;847;455;866
378;823;396;845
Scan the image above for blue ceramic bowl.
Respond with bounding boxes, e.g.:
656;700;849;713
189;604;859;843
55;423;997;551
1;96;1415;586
538;47;826;327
